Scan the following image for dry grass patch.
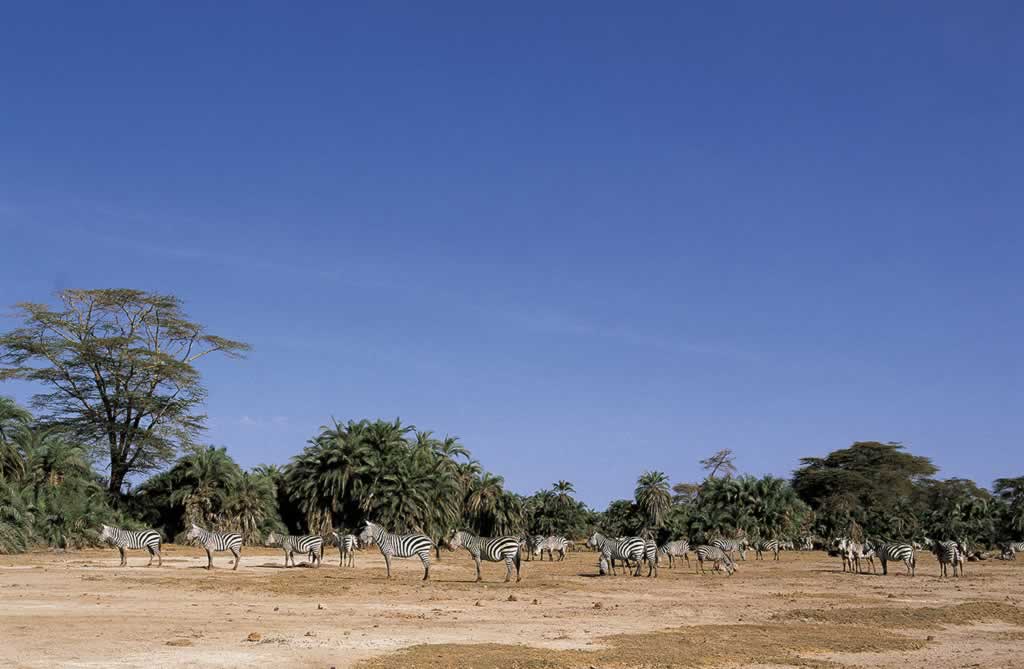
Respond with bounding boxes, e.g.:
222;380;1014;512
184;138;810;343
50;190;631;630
781;601;1024;628
358;622;925;669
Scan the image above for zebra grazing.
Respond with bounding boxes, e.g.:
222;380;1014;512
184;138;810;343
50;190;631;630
659;539;690;568
587;533;645;576
264;531;324;568
1001;542;1024;560
361;521;433;580
933;540;964;578
186;524;242;570
754;539;781;561
533;536;569;562
694;544;735;575
876;542;916;576
643;538;658;577
447;530;522;582
100;525;162;567
331;532;359;568
711;537;748;561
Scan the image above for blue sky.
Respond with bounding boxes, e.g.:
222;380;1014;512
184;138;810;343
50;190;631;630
1;3;1021;507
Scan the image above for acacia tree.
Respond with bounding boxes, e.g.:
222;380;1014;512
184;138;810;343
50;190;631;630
701;449;737;479
0;289;249;495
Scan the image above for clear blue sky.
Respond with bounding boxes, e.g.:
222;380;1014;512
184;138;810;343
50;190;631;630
1;3;1021;507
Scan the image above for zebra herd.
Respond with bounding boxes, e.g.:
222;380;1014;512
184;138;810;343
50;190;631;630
97;522;1023;582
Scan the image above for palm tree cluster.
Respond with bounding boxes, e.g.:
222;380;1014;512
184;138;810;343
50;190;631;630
2;397;1023;555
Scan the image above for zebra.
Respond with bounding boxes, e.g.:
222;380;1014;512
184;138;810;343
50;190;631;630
331;531;359;568
264;531;324;568
658;539;690;568
446;530;522;582
694;544;735;575
533;536;569;561
711;537;748;561
643;538;658;577
753;539;781;561
876;542;916;576
99;524;162;567
186;524;242;570
933;540;964;578
1001;542;1024;560
587;533;645;576
836;538;875;574
360;521;433;580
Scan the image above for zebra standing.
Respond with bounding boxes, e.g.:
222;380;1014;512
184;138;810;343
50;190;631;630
587;533;645;576
933;540;963;578
1001;542;1024;560
754;539;781;561
360;521;433;580
694;544;735;575
533;536;569;562
643;538;658;577
659;539;690;568
711;537;748;561
331;531;359;568
99;524;162;567
186;524;242;570
447;530;522;582
264;531;324;568
876;542;916;577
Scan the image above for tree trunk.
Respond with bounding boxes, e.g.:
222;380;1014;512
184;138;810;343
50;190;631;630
108;463;129;496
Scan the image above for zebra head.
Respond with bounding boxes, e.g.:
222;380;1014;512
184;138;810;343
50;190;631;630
185;524;202;543
99;524;114;542
445;530;465;551
263;531;278;547
586;532;602;549
361;521;381;545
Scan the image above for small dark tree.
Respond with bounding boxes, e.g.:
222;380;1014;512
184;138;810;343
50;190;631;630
700;449;737;479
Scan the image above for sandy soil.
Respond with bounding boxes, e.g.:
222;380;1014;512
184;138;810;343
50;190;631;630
0;545;1021;668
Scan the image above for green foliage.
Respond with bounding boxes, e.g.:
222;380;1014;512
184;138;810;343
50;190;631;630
634;471;671;533
792;441;937;539
525;481;594;538
993;476;1024;538
915;478;995;545
0;289;249;494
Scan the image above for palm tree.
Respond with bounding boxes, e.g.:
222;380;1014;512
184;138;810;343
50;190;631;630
169;446;241;528
227;471;280;543
635;471;671;533
0;397;32;444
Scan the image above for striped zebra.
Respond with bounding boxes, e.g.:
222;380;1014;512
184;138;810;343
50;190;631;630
447;530;522;582
264;531;324;568
587;532;645;576
1001;542;1024;560
331;532;359;568
836;538;876;574
360;521;433;580
933;540;964;578
753;539;781;561
533;536;569;562
643;538;658;577
694;544;735;575
186;524;242;570
99;524;162;567
711;537;748;561
876;542;916;576
659;539;690;568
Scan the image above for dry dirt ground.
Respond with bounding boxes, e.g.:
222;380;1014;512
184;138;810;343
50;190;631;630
1;545;1022;668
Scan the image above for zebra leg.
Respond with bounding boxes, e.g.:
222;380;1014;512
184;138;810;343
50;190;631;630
633;558;642;577
205;548;213;570
119;546;127;567
880;558;887;576
514;550;522;582
558;549;565;561
420;552;430;581
231;547;240;571
475;556;483;583
503;556;513;583
383;553;392;579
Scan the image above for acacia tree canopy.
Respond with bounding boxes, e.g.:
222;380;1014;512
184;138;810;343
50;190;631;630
0;289;249;495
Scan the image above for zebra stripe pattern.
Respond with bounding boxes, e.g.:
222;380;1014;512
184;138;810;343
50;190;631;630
1001;542;1024;560
587;533;645;576
643;538;658;577
694;544;735;575
265;531;324;568
835;538;876;574
331;532;359;568
933;540;964;578
186;524;242;570
876;542;916;577
361;521;433;580
532;536;569;561
447;530;522;582
711;538;748;561
754;539;781;561
100;524;162;567
659;539;690;568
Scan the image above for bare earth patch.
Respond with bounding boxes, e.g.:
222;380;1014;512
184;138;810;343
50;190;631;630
0;546;1021;668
